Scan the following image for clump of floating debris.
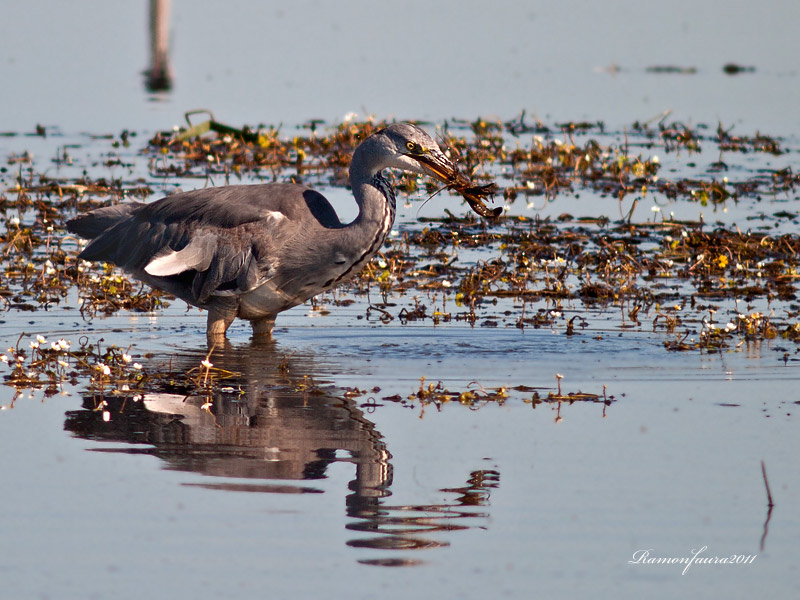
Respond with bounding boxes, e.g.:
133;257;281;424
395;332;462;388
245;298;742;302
370;374;614;421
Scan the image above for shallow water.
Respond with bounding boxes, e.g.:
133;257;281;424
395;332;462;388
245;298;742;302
2;2;800;599
2;321;798;599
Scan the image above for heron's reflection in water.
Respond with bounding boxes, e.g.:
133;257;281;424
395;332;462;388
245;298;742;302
63;341;498;565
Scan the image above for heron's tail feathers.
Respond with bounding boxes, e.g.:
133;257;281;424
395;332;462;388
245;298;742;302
66;204;143;240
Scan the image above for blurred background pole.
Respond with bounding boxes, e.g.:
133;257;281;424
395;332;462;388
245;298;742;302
146;0;173;92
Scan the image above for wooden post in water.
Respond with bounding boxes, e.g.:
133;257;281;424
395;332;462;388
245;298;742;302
146;0;173;92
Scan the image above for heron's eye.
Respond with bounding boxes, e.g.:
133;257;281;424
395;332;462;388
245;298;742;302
405;141;425;154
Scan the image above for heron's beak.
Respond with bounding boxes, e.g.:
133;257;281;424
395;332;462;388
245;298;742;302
413;152;458;183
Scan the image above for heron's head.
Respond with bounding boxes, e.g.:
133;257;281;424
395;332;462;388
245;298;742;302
369;123;457;182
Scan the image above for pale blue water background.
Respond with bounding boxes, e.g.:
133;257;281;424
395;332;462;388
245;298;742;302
1;2;799;599
2;0;799;133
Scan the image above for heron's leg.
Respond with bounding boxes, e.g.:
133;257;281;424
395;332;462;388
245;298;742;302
251;317;275;338
206;303;237;341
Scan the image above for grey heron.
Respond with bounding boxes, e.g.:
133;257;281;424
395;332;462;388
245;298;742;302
67;123;460;341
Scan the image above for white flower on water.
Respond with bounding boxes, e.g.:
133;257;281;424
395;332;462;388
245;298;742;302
201;359;213;369
442;280;452;288
133;363;143;370
122;353;132;363
8;216;20;227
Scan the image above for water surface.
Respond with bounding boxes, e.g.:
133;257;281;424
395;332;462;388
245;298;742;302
1;2;799;599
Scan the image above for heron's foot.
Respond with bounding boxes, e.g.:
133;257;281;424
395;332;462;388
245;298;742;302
251;318;275;338
206;332;228;350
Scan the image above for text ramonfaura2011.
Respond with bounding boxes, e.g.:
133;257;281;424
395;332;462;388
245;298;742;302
629;546;756;575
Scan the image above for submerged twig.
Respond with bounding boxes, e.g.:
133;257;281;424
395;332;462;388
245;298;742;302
761;460;775;508
760;460;775;552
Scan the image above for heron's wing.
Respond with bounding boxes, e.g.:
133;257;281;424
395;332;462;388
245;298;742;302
140;184;341;229
77;184;332;304
145;198;300;301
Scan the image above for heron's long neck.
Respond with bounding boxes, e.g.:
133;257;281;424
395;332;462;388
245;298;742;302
352;173;395;228
346;146;397;258
349;143;396;227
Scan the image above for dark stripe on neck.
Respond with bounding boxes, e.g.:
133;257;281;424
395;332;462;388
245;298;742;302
328;173;395;288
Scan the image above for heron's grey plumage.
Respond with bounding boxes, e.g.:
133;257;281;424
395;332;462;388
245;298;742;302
67;123;457;340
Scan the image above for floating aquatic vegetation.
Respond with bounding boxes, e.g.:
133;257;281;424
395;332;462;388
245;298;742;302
407;376;510;408
0;333;146;406
370;375;613;421
394;375;613;410
0;333;245;409
1;115;799;358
